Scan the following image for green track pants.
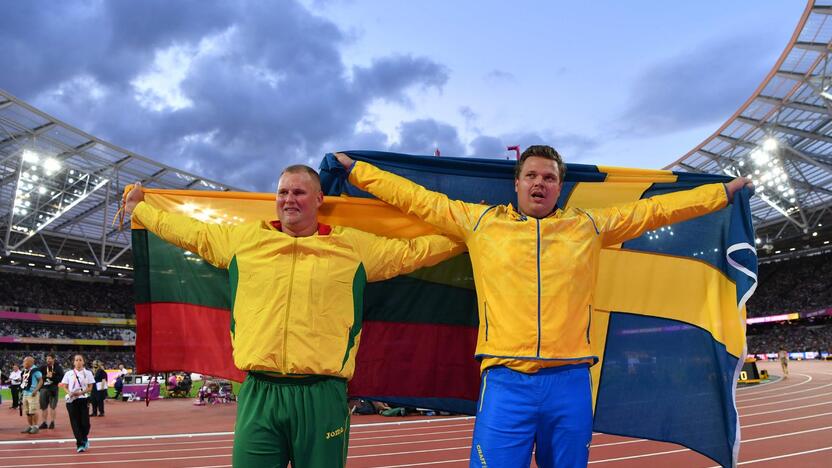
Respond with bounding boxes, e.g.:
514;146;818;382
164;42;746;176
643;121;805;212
232;372;350;468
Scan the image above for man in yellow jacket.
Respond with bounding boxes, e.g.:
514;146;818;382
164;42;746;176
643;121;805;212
124;165;463;468
334;146;751;468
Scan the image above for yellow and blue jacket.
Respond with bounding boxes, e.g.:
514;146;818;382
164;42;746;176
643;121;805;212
348;162;729;373
133;201;463;380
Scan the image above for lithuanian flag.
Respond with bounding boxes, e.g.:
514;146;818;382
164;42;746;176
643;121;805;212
133;150;756;467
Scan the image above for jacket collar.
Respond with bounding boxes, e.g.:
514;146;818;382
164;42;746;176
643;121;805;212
269;220;332;236
507;203;562;221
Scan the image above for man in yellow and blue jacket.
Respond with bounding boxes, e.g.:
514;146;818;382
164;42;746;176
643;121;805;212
335;146;751;468
124;165;463;468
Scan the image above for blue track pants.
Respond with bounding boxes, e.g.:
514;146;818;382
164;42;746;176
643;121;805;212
470;364;593;467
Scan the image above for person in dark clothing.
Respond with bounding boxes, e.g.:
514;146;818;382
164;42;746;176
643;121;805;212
89;361;107;417
39;353;64;429
59;354;94;453
112;374;123;400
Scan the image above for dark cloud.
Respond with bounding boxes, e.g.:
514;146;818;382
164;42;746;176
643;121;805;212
616;33;778;136
0;1;449;191
390;119;466;157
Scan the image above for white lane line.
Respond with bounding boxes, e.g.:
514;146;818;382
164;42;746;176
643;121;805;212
352;436;471;450
735;375;783;392
738;381;832;403
588;424;832;464
0;438;235;453
738;383;832;409
0;454;231;467
349;445;469;459
589;448;688;464
0;431;234;446
351;428;472;442
352;417;475;430
0;445;233;461
184;466;232;468
373;459;469;467
352;421;474;435
735;374;812;398
736;446;832;465
0;419;476;447
743;411;832;429
741;400;832;418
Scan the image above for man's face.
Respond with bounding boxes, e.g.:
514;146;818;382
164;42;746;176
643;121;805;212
46;356;54;366
74;356;84;368
276;171;323;228
23;358;32;369
515;156;563;218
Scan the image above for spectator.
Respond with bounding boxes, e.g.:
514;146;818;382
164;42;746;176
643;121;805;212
59;354;95;453
90;361;107;417
38;353;64;430
9;364;22;410
113;374;124;400
20;356;43;434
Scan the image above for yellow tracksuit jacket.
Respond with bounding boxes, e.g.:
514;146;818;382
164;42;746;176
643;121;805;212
133;201;463;380
348;162;729;371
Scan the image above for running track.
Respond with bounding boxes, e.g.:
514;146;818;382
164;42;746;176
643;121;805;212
1;360;829;467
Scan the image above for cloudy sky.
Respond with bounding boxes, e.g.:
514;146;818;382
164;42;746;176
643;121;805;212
0;1;803;191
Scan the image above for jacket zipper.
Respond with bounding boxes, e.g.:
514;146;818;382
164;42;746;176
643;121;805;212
484;301;489;341
536;219;542;357
282;238;298;372
587;304;592;344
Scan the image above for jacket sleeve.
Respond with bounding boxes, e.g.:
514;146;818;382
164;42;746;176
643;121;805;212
132;201;238;269
349;161;491;240
585;183;729;247
351;229;467;282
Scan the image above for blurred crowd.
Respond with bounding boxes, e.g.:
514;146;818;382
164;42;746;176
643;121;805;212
0;271;132;315
747;252;832;318
0;349;135;375
0;321;135;341
747;316;832;354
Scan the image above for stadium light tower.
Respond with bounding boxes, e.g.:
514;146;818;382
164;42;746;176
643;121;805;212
5;148;108;250
732;137;797;220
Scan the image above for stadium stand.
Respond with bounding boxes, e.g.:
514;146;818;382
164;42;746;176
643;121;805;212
746;251;832;318
0;321;135;341
746;316;832;355
0;271;133;316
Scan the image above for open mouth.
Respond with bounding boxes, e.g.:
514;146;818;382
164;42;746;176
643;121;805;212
531;192;545;200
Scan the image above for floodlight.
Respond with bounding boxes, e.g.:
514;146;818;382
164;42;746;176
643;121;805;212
762;138;778;152
43;158;61;174
21;150;40;164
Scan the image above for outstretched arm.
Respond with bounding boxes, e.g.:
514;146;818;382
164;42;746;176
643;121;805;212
335;153;489;241
126;183;237;269
352;229;466;282
590;177;752;247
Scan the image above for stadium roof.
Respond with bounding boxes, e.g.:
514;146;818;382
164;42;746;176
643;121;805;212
4;2;832;276
667;0;832;255
0;89;240;279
